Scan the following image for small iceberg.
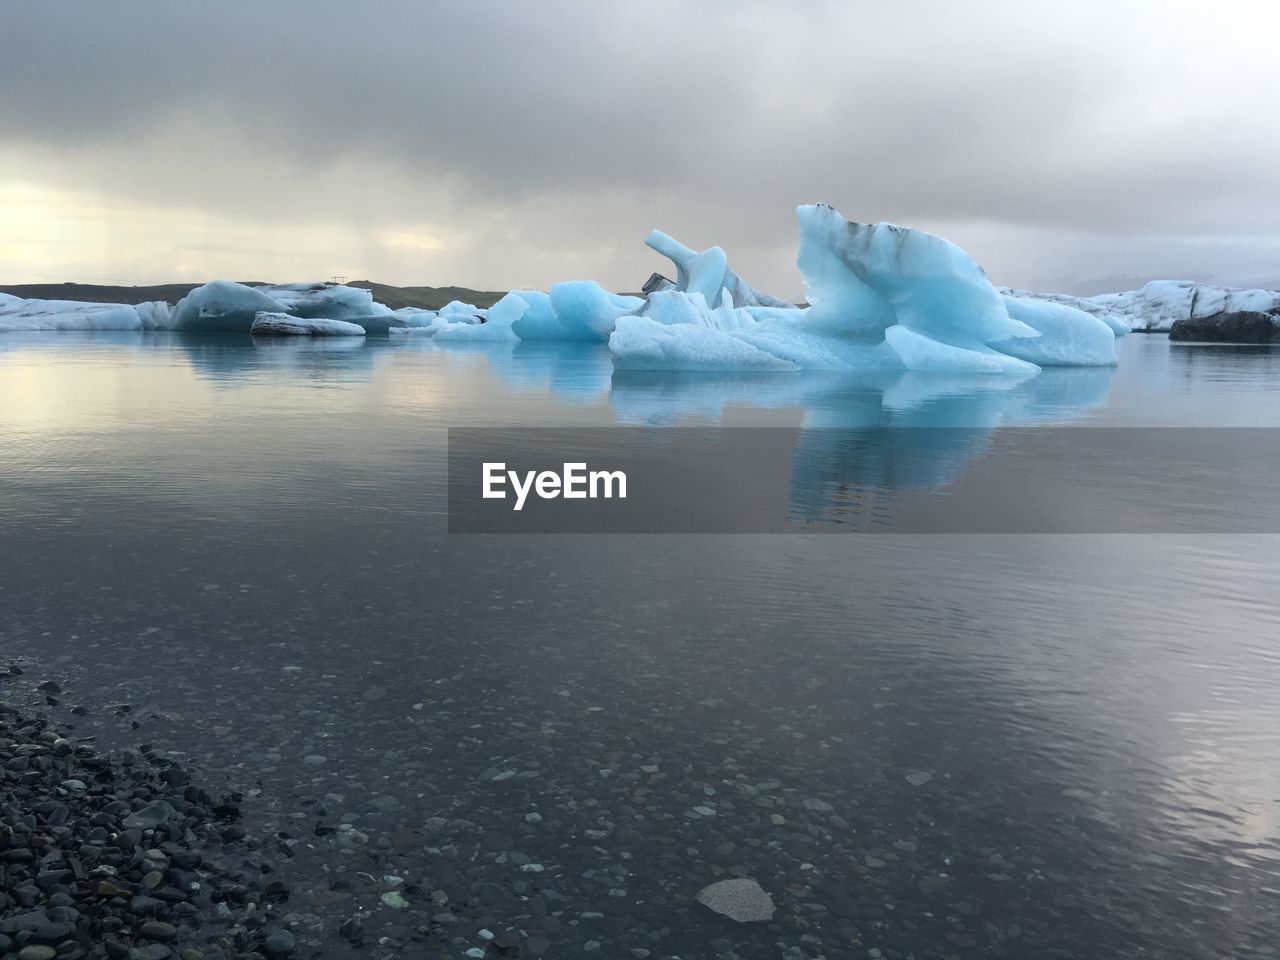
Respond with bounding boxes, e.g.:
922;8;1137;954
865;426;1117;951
0;293;171;332
171;281;390;334
249;312;367;336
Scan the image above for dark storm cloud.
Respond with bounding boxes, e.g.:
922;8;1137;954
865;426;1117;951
2;0;1277;291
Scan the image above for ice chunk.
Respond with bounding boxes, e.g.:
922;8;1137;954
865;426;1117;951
393;307;439;327
507;290;568;340
645;230;794;309
438;300;487;322
249;312;367;336
172;281;287;333
433;292;523;341
993;296;1118;367
511;288;608;342
0;295;171;332
344;315;407;335
487;291;531;329
547;281;643;339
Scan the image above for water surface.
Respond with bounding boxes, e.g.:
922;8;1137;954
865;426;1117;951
1;333;1277;959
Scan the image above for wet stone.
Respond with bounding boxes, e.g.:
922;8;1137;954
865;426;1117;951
139;920;178;941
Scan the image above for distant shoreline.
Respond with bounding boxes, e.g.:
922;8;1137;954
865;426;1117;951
0;280;509;311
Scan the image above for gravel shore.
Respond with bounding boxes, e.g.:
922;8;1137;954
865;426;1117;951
0;667;293;960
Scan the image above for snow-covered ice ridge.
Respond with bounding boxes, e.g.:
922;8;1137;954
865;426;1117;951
5;204;1277;371
0;294;173;332
1000;281;1280;334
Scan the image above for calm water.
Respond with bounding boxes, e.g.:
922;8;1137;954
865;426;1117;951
1;332;1278;959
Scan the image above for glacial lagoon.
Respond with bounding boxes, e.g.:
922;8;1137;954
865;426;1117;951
1;332;1278;958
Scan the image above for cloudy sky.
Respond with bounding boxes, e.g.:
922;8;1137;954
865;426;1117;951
2;0;1277;297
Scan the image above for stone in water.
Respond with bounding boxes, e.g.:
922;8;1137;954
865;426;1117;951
694;878;776;922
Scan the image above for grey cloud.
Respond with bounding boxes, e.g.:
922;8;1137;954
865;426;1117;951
1;0;1277;292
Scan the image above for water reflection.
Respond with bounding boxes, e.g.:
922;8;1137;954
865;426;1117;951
169;336;1125;522
178;333;385;385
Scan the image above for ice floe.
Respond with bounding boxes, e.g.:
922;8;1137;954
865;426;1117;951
1003;280;1280;333
249;312;367;336
0;294;171;332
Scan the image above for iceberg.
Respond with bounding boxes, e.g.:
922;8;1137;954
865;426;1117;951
604;205;1120;372
1004;280;1280;333
171;281;406;334
0;293;171;332
1098;280;1280;332
249;312;367;336
511;287;610;341
170;281;287;333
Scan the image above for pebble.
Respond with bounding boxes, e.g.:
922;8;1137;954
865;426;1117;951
139;919;177;940
262;929;297;956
